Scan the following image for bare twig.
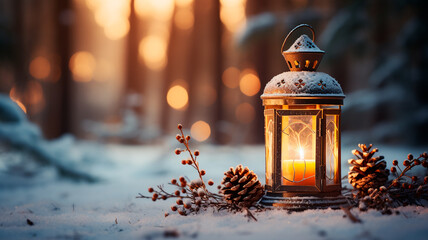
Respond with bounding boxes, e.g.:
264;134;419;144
341;206;361;223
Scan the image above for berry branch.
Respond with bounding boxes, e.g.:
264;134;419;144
137;124;263;220
348;144;428;213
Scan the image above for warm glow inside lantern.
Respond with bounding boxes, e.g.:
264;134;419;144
260;24;348;209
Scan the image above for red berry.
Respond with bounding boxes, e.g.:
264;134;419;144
414;159;421;165
422;152;428;159
403;160;410;166
175;149;181;155
174;190;180;196
208;179;214;186
422;161;428;168
408;154;413;160
402;182;408;189
392;181;399;187
148;187;154;193
161;195;167;200
176;198;183;205
186;160;193;165
177;124;183;130
185;135;191;141
392;160;398;166
180;181;187;187
390;167;396;173
152;193;158;199
176;134;181;141
164;212;169;217
152;197;157;201
181;189;186;193
179;138;184;143
181;160;186;165
194;150;200;156
171;206;178;211
179;176;185;182
408;184;414;189
424;176;428;184
171;179;177;184
412;176;418;182
178;208;186;216
201;170;206;176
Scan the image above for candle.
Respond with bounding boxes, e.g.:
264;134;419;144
282;147;315;186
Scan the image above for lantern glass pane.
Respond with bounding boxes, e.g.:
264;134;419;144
281;115;316;186
326;114;340;185
265;114;274;185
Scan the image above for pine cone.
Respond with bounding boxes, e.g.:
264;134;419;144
219;165;264;207
348;144;389;192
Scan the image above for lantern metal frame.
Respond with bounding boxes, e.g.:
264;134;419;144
259;25;348;209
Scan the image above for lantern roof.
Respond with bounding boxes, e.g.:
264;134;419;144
261;71;344;98
284;34;324;53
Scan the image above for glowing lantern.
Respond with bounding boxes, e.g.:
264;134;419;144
260;24;347;209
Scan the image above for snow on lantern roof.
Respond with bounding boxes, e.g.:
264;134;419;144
261;71;344;98
285;34;324;53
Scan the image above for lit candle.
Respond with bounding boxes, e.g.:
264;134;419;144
282;147;315;186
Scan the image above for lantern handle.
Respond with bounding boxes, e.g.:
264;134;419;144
281;24;315;55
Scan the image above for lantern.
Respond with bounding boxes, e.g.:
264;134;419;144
260;24;348;209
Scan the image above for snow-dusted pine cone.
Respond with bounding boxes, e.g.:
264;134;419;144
219;165;264;207
348;144;389;192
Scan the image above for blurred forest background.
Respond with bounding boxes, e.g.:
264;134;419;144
0;0;427;146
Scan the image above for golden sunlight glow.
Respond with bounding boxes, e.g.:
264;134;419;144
235;102;255;124
9;82;45;114
167;85;188;110
139;35;168;71
190;120;211;142
86;0;130;40
69;51;96;82
14;100;27;114
219;0;247;32
174;7;194;30
239;69;260;96
29;56;51;79
222;67;240;89
9;87;18;102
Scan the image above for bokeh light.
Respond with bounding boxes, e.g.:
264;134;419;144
235;102;255;124
139;35;168;71
222;67;240;88
175;0;193;8
104;18;130;40
219;0;246;32
29;56;51;80
174;8;194;30
134;0;175;21
86;0;131;40
190;120;211;142
69;51;96;82
239;69;260;96
26;81;44;106
167;85;189;110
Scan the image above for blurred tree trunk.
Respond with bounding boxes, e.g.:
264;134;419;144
55;0;72;136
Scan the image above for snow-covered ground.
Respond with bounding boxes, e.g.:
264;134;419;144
1;143;428;240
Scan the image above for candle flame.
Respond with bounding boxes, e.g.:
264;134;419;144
299;147;304;160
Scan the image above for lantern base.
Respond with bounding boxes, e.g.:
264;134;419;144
260;192;349;210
